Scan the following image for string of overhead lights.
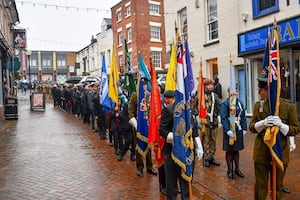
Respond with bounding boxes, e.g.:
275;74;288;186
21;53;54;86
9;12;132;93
15;0;111;13
15;0;176;16
28;37;86;46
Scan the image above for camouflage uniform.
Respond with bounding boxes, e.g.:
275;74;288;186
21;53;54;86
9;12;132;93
194;90;221;165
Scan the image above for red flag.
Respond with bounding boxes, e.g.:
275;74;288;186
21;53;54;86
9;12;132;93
148;58;164;166
198;60;207;133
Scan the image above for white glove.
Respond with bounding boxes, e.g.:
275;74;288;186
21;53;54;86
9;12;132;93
254;115;274;133
196;116;201;127
289;136;296;152
129;117;137;130
194;136;203;160
167;132;173;143
273;116;289;136
227;130;234;138
243;130;247;136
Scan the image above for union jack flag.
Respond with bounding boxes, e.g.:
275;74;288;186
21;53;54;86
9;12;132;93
264;20;284;171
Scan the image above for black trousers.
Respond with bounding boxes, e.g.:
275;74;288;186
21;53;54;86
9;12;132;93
164;153;189;200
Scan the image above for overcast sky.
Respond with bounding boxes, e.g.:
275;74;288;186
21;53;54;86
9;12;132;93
16;0;120;52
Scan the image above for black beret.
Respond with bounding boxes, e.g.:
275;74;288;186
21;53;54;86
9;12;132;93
163;90;175;98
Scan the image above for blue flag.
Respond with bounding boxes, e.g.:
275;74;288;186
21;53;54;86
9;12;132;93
184;40;194;94
136;78;149;157
172;42;193;181
99;55;114;110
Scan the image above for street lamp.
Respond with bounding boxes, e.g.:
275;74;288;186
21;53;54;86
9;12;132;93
25;50;32;94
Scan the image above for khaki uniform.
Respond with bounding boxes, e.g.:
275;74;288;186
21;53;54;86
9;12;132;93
128;92;153;172
249;98;299;200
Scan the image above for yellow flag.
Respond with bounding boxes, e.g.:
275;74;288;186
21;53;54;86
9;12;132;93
108;42;119;103
165;44;176;91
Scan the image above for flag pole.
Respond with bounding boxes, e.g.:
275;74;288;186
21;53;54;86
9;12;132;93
189;181;193;200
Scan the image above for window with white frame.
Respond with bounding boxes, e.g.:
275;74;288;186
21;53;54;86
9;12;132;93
57;60;66;67
118;31;123;46
252;0;279;19
150;26;160;40
119;55;123;66
42;59;51;67
125;5;131;17
178;8;188;40
149;3;160;15
31;59;37;67
127;27;132;42
117;10;122;22
206;0;218;42
151;51;161;68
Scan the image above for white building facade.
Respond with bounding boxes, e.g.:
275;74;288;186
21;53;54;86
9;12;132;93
76;18;113;77
164;0;300;117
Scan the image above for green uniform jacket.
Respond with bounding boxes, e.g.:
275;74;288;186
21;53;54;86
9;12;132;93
128;92;138;119
249;98;299;165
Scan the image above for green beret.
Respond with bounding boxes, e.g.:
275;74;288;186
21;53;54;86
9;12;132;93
163;90;175;98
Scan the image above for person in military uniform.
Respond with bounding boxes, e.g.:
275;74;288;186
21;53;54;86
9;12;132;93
249;78;299;199
159;90;203;199
128;79;157;177
194;78;221;167
220;87;247;179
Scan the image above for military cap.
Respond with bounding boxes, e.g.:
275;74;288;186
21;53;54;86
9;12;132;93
163;90;175;98
257;68;268;88
204;78;213;85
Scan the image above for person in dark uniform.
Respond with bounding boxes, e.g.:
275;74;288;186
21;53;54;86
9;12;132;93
158;90;175;195
93;83;106;140
220;88;247;179
159;90;203;200
214;74;222;99
249;77;299;200
128;79;157;177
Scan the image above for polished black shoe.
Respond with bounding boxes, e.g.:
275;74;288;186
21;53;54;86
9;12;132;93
130;153;136;161
117;155;122;161
204;159;210;167
136;170;143;177
210;158;220;166
234;169;244;178
115;149;120;155
160;186;167;196
147;169;158;175
282;185;290;193
227;170;235;179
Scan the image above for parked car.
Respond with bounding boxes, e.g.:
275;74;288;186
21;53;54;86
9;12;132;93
79;76;100;85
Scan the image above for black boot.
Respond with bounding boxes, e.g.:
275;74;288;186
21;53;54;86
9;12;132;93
210;157;220;166
234;168;244;177
227;169;235;179
204;159;210;167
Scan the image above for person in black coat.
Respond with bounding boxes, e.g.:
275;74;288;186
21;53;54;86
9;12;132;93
93;84;106;139
220;88;247;179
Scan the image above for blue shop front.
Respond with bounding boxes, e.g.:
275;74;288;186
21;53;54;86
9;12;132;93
238;15;300;118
